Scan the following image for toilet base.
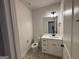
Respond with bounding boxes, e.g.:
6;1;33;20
32;47;38;53
31;43;38;53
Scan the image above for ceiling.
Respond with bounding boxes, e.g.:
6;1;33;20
20;0;61;9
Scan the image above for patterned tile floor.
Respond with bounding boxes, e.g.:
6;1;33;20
24;48;62;59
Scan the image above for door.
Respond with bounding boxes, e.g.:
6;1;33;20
63;0;79;59
72;0;79;59
63;0;73;59
0;25;5;56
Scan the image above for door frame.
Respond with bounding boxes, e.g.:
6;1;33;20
0;0;17;59
0;0;21;59
9;0;21;59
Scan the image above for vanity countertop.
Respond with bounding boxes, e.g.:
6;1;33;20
41;34;62;40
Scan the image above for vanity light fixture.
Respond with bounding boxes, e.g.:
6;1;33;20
50;11;58;17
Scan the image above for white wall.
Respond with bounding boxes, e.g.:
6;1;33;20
15;0;33;58
59;0;64;37
32;3;61;42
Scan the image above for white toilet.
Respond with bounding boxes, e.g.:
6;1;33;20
31;37;41;52
31;43;38;52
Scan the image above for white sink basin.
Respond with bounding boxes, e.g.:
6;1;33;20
41;34;62;40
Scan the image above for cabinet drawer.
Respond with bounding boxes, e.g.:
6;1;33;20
47;40;62;48
41;39;47;45
42;39;47;42
42;48;48;53
42;44;47;49
42;43;47;47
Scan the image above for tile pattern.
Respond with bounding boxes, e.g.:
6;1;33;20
23;49;62;59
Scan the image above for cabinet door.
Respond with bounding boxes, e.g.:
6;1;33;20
72;0;79;59
47;40;63;57
47;40;57;55
47;40;57;48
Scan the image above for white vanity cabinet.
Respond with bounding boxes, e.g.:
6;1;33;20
41;35;63;57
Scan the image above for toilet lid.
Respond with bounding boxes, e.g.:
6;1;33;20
32;43;38;48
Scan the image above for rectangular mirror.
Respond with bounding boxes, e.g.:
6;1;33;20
43;17;58;35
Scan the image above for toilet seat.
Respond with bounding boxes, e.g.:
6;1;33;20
32;43;38;48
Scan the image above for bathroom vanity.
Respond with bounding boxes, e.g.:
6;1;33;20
41;34;63;57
